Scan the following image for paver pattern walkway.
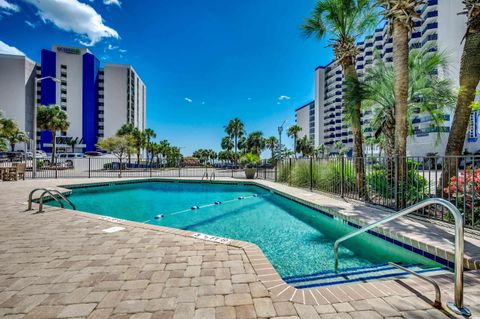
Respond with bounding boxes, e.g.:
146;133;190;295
0;178;479;319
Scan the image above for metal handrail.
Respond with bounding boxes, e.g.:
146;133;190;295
201;172;208;181
27;188;55;211
37;189;76;213
27;188;76;213
210;172;216;181
333;198;470;317
388;262;441;308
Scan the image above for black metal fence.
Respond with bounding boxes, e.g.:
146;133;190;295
12;157;276;180
276;156;480;230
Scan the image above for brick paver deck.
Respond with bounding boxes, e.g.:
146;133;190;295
0;177;479;319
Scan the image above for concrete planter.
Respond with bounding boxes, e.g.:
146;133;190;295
244;168;256;179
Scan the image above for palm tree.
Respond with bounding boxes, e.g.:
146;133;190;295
0;118;28;152
225;118;245;166
297;136;315;158
302;0;377;198
117;123;135;165
444;1;480;161
132;128;146;165
287;125;302;158
144;128;156;164
377;0;423;183
246;131;265;155
221;136;234;151
37;105;70;164
346;46;455;161
315;143;326;158
264;136;278;163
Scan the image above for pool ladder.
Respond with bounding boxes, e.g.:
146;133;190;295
333;198;470;317
26;188;76;213
201;172;215;182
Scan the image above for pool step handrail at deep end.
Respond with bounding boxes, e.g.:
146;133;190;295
201;172;209;181
333;197;470;317
210;172;216;182
26;188;76;213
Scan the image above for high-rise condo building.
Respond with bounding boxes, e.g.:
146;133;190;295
0;45;146;152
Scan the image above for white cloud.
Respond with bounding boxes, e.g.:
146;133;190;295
118;48;126;53
25;20;36;28
184;97;193;103
103;0;121;6
24;0;119;46
0;40;25;55
278;95;291;101
0;0;20;15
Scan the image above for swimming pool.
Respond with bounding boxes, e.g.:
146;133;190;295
48;180;447;287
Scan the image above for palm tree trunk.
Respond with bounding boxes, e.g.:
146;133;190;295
392;20;410;196
441;33;480;195
119;157;123;178
234;136;238;167
294;137;297;159
10;143;15;152
343;63;366;199
51;132;56;165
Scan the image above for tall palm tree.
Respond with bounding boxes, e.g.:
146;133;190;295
117;123;135;165
37;105;70;164
221;136;234;151
246;131;265;155
144;128;156;164
287;125;302;158
302;0;377;198
132;128;146;165
225;118;245;165
444;1;480;158
264;136;278;163
377;0;423;182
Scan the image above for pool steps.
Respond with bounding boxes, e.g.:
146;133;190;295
286;263;449;288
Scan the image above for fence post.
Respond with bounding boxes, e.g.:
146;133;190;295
310;157;313;191
340;157;345;198
289;158;292;185
274;163;277;182
88;158;91;178
178;162;181;177
149;161;152;178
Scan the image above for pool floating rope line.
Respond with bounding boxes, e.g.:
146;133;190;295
153;194;263;220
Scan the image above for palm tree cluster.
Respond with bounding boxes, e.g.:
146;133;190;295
192;149;217;164
0;111;29;153
97;124;182;168
219;118;279;164
303;0;478;197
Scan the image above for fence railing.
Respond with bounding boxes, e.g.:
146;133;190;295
275;155;480;230
11;157;276;181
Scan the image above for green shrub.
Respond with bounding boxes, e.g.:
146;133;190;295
367;168;427;205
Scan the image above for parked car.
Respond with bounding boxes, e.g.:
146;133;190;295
26;150;48;160
45;153;85;167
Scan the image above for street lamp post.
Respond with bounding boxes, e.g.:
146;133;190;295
33;76;61;178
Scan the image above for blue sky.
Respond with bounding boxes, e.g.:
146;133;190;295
0;0;334;155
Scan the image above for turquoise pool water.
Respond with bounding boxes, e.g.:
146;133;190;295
50;181;441;278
